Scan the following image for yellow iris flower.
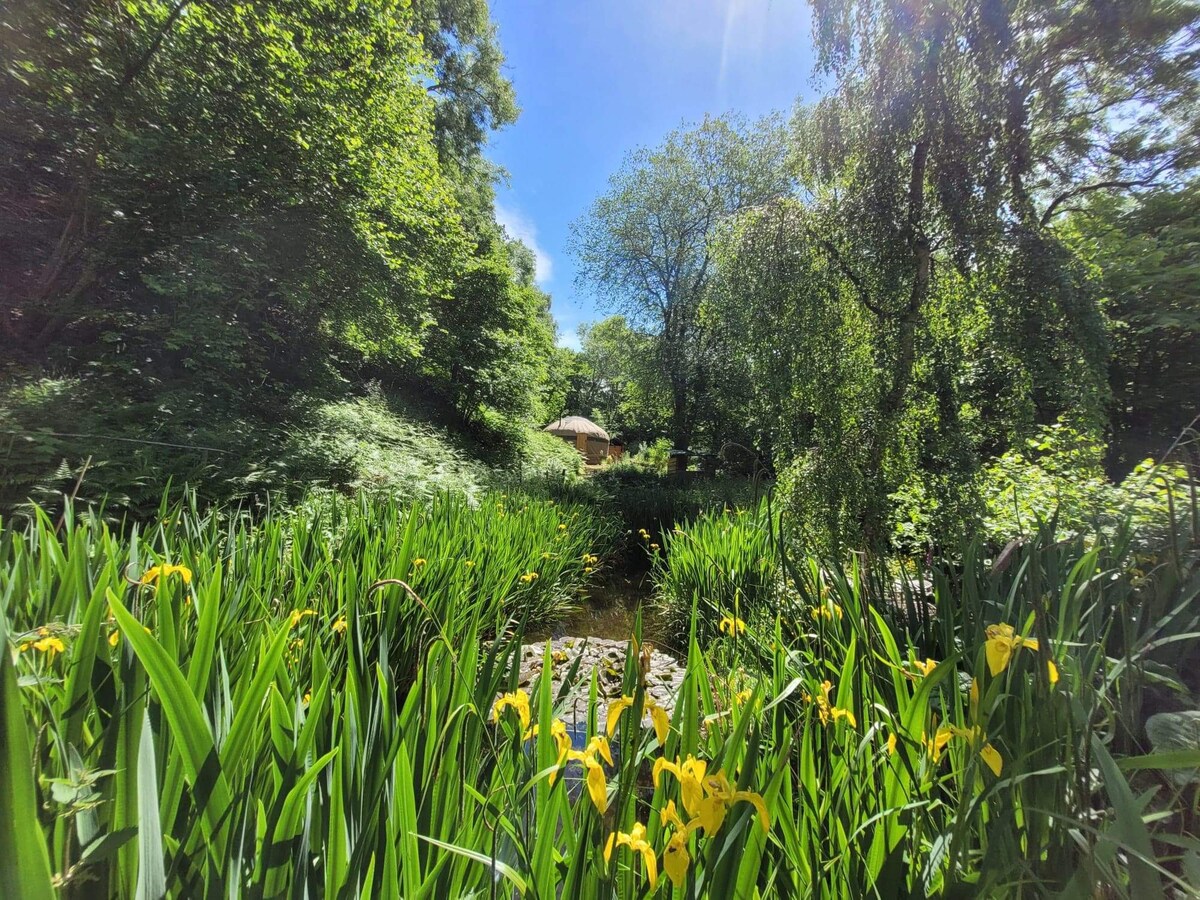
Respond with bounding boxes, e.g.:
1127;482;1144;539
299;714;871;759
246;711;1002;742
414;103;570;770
986;623;1060;684
568;734;614;766
288;609;317;628
604;822;657;889
562;734;613;811
660;800;704;887
653;755;708;818
331;616;348;634
492;689;531;731
804;680;857;728
810;602;844;622
524;718;573;782
697;770;770;834
140;564;192;586
911;658;938;677
718;615;746;635
926;724;1003;777
31;635;66;660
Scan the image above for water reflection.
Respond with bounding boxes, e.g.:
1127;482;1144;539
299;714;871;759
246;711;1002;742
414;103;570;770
527;571;662;644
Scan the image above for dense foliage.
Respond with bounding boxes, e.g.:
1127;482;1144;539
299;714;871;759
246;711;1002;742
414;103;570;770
0;0;561;516
1063;182;1200;468
570;0;1200;553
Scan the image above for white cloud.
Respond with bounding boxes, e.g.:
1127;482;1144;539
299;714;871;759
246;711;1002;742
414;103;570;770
495;202;553;287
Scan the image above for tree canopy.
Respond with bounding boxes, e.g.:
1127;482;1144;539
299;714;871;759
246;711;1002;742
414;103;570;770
570;115;791;449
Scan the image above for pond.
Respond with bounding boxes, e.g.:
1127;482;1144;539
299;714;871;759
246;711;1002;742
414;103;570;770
527;569;663;644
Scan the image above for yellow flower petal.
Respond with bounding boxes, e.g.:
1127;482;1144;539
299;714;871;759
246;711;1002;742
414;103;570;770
606;696;634;737
594;735;614;767
648;703;670;746
718;615;746;635
929;727;954;762
697;795;726;834
985;637;1012;676
585;758;607;814
652;755;677;788
980;742;1003;777
492;690;531;731
32;636;66;659
663;831;691;887
639;846;658;889
660;799;684;829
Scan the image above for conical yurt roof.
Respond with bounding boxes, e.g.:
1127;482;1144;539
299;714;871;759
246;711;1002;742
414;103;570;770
543;416;610;441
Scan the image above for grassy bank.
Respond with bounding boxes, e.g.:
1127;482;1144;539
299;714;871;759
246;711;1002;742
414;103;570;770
0;380;581;520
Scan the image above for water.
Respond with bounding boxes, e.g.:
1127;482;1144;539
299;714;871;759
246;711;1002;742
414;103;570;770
527;569;663;644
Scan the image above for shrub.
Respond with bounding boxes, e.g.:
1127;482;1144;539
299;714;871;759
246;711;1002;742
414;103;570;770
978;421;1190;548
888;420;1193;554
625;437;672;473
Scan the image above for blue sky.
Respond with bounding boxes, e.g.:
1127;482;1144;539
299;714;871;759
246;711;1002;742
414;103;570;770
486;0;820;348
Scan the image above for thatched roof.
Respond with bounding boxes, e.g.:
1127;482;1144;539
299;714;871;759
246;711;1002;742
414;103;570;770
543;416;610;441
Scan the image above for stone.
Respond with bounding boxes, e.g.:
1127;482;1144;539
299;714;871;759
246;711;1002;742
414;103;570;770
1146;710;1200;786
514;636;685;739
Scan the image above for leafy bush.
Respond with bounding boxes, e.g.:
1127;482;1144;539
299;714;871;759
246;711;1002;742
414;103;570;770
888;420;1193;554
978;421;1190;548
0;374;298;518
519;430;584;480
585;468;762;558
289;396;492;501
625;437;673;473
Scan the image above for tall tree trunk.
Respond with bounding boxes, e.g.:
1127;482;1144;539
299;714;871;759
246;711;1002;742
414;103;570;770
669;374;691;449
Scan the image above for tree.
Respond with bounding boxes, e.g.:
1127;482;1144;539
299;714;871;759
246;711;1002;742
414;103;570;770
0;0;467;377
410;0;517;169
792;0;1199;543
1063;182;1200;466
0;0;547;511
420;233;559;427
570;115;791;449
572;316;668;442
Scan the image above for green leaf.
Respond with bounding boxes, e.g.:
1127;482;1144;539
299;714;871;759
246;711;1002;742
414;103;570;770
416;835;528;896
0;619;56;900
107;589;232;852
134;707;165;900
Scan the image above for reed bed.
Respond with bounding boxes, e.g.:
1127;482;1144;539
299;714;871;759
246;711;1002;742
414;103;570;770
2;481;1199;897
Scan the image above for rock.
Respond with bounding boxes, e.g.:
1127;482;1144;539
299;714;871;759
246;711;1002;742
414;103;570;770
512;636;685;739
1146;710;1200;785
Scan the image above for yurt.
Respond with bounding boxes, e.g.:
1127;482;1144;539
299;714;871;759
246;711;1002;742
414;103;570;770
544;416;610;465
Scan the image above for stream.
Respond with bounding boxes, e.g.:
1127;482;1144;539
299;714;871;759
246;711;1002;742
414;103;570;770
526;568;663;644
